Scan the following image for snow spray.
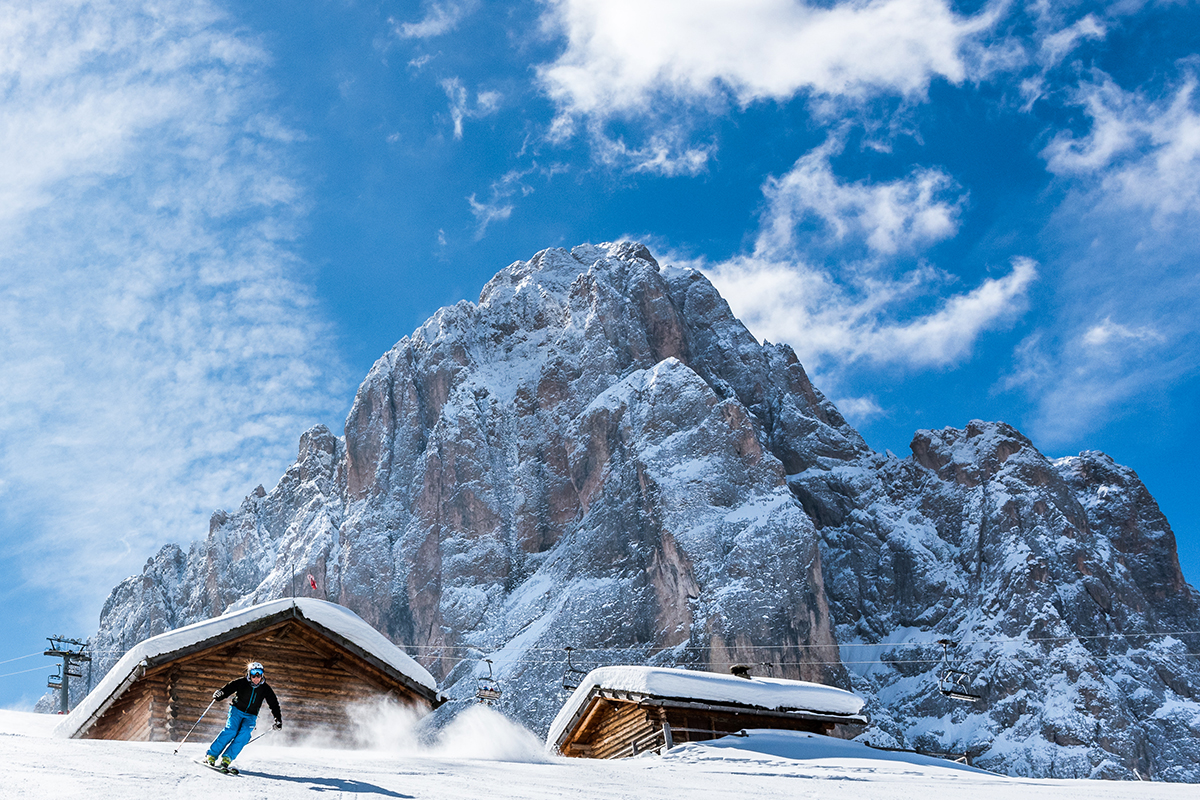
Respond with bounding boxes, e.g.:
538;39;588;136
340;698;551;763
429;705;552;763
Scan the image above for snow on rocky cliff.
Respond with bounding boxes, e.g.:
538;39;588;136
81;243;1200;781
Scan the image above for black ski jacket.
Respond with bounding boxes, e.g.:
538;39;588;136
216;677;281;723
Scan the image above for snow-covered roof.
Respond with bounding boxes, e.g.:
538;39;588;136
547;666;866;747
56;598;437;739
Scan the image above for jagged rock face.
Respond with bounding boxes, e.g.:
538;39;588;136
88;243;1200;781
791;421;1200;780
91;242;856;728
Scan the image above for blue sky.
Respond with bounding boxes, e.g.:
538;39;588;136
1;0;1198;708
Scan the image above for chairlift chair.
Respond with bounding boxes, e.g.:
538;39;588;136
475;658;502;705
936;640;982;702
562;646;588;692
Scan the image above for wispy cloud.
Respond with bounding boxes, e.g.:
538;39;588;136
1081;318;1165;348
441;77;502;140
392;0;480;39
467;168;534;238
1038;14;1106;69
0;1;342;625
1044;71;1200;223
1001;322;1187;446
467;194;514;237
830;395;886;425
990;65;1200;444
590;127;715;176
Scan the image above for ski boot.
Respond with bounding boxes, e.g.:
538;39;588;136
204;754;217;767
220;756;238;775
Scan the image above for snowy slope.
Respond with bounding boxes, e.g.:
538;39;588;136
2;709;1193;800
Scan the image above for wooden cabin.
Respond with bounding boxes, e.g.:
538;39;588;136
548;666;867;759
57;598;441;743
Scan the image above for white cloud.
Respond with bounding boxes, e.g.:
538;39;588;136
1017;11;1108;108
467;168;534;238
441;77;502;140
703;254;1036;372
0;1;343;625
831;395;886;424
467;194;514;237
1038;14;1105;69
1043;71;1200;222
756;137;963;256
1042;76;1141;174
476;91;503;115
1081;317;1164;348
537;0;991;120
657;139;1035;384
392;0;479;39
591;128;715;176
443;78;469;139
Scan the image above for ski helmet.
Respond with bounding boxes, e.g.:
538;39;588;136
247;662;265;680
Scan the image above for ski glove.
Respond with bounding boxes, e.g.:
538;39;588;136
212;690;224;700
272;720;282;730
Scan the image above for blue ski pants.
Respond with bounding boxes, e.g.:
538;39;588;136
207;705;256;761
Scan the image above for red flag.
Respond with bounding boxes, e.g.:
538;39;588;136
308;574;317;592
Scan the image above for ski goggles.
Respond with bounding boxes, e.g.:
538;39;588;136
249;669;264;678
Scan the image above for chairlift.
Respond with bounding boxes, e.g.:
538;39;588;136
562;646;588;692
937;639;982;702
475;659;502;705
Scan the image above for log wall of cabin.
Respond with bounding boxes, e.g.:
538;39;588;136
84;620;430;743
562;699;835;759
86;677;158;742
565;700;663;759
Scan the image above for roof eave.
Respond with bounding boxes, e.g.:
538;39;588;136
141;604;441;705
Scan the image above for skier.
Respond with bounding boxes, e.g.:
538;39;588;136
204;661;282;773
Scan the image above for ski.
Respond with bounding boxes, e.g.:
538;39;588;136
196;759;240;776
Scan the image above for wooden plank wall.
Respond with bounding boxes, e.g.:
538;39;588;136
87;678;158;742
572;701;660;760
84;621;429;744
563;701;834;759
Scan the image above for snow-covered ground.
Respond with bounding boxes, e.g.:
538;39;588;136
0;708;1190;799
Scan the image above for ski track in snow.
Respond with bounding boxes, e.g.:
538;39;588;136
0;711;1191;799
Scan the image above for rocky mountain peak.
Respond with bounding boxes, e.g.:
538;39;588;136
910;420;1037;487
82;243;1200;781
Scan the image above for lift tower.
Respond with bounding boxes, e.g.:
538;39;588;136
45;636;91;714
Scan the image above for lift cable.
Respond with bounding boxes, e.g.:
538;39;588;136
0;652;43;666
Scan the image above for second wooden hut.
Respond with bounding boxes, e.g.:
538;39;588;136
548;666;866;759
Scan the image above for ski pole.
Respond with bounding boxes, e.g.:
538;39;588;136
173;697;217;755
247;728;273;746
